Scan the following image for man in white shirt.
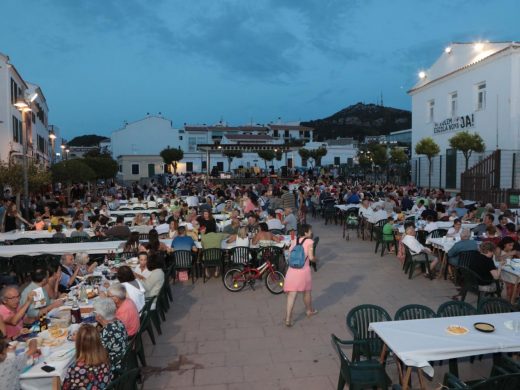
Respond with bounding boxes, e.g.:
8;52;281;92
411;200;426;218
186;192;199;208
371;205;388;224
266;211;284;231
402;225;439;276
358;198;373;219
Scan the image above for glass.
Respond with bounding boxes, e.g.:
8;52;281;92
514;320;520;336
6;295;20;300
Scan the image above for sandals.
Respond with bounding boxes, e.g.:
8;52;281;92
306;309;318;318
284;319;293;327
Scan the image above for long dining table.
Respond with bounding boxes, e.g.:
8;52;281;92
0;239;173;257
369;312;520;389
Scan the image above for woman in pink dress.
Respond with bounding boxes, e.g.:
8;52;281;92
284;224;317;327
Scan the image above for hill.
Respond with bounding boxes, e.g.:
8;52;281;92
68;134;108;147
302;103;411;141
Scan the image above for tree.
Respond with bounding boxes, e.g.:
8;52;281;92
68;134;107;147
275;150;283;162
415;137;440;189
0;162;52;199
222;150;243;172
390;147;409;184
51;159;96;183
160;147;184;174
83;156;118;181
308;147;328;167
298;148;310;167
257;150;275;171
449;131;485;171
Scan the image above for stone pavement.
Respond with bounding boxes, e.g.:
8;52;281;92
141;216;494;389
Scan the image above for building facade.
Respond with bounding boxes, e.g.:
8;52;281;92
0;53;55;167
409;42;520;190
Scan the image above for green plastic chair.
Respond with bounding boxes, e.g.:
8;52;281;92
394;304;436;321
140;297;156;344
477;298;514;314
491;355;520;377
331;334;392;390
346;304;391;362
403;245;432;280
201;248;223;283
107;367;140;390
437;301;476;317
173;250;195;284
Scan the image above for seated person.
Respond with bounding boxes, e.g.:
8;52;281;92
105;216;131;239
382;216;395;252
469;241;501;292
0;286;36;339
0;335;40;389
200;231;229;278
134;253;165;299
106;283;139;337
59;253;81;292
423;215;439;233
495;236;518;262
453;201;468;218
401;225;439;277
116;266;145;312
282;208;297;233
266;210;284;231
20;268;63;324
223;217;241;235
92;298;128;372
446;219;462;239
447;228;478;266
70;222;90;239
33;213;45;230
462;207;478;223
171;226;197;252
52;224;66;240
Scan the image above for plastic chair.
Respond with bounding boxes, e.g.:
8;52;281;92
491;355;520;376
257;246;285;271
477;298;514;314
229;246;251;267
12;238;34;245
331;334;391;390
403;246;432;280
173;250;195;284
346;304;391;362
459;267;501;304
394;304;436;321
437;301;476;317
107;367;140;390
201;248;223;283
139;296;156;344
428;229;448;239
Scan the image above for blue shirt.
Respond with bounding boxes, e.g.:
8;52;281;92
59;265;75;288
346;194;360;204
172;236;195;251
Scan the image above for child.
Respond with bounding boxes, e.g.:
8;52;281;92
382;216;395;253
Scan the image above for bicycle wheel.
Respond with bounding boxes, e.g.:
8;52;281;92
265;270;285;294
223;268;247;292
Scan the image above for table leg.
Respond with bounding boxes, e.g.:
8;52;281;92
394;355;404;385
52;377;61;390
379;344;387;363
437;251;446;280
417;368;426;390
402;366;413;390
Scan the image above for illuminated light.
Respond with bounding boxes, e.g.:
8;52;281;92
28;92;38;102
14;98;29;109
445;46;452;54
418;71;427;79
49;132;57;140
474;42;484;51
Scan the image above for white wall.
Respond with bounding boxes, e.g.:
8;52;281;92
411;47;520;189
111;116;185;158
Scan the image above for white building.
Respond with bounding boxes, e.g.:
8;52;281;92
0;53;55;167
409;42;520;190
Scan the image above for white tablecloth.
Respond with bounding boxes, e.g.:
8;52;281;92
109;209;160;216
194;236;291;250
20;342;75;390
397;222;478;234
0;229;94;242
369;312;520;377
0;239;173;257
335;204;361;211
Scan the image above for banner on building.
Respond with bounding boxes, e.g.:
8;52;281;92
434;114;475;134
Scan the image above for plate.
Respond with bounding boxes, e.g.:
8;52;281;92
474;322;495;333
446;325;469;335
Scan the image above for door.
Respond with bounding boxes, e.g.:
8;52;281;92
148;163;155;177
287;158;293;168
446;148;457;189
216;162;224;172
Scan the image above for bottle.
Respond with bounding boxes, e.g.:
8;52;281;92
114;252;120;265
79;285;88;303
39;313;48;331
71;298;82;324
198;233;202;242
48;223;52;232
21;224;25;233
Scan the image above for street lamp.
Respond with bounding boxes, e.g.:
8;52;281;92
65;147;70;160
49;129;56;164
14;94;36;219
60;143;65;160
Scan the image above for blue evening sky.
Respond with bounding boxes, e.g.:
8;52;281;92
1;0;518;139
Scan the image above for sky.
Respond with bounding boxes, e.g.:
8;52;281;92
1;0;519;139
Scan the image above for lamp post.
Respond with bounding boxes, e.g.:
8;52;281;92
65;147;70;160
14;96;35;220
49;129;56;165
60;143;65;161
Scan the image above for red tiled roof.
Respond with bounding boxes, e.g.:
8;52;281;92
269;124;313;131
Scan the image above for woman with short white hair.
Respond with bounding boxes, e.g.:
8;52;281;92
106;284;139;337
74;252;97;275
93;297;128;372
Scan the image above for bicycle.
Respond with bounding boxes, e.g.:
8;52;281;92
223;260;285;294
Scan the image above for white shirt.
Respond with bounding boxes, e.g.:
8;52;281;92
402;234;425;255
359;205;373;218
123;280;145;312
235;236;250;247
267;218;284;230
133;265;152;279
186;195;199;208
446;227;461;239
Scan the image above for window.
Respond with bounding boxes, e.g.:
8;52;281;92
334;156;340;165
131;163;139;175
179;136;183;141
10;79;19;104
12;116;22;143
216;162;224;172
427;100;435;123
186;162;193;172
273;130;279;137
188;137;197;152
118;164;123;173
450;92;458;117
476;82;486;110
284;130;289;138
37;135;45;153
202;161;207;171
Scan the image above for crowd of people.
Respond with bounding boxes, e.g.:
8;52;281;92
1;171;519;388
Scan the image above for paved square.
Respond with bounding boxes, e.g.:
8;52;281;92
142;217;494;389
